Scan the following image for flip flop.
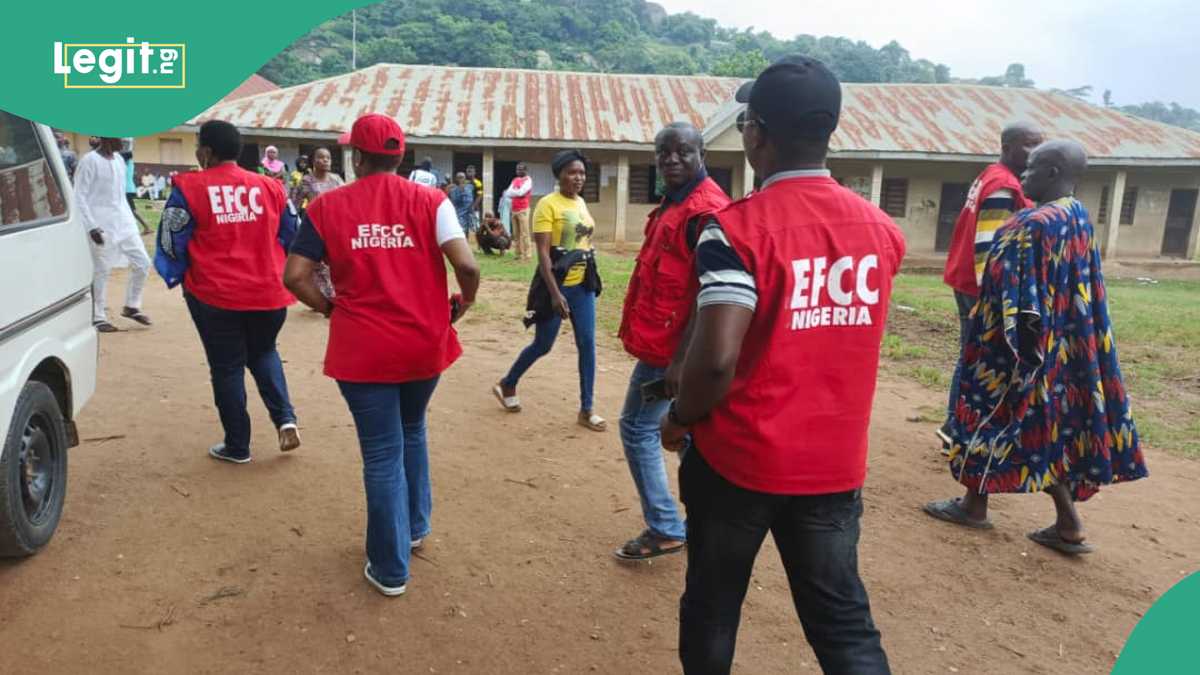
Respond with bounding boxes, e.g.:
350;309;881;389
1027;527;1094;555
922;498;994;530
614;530;685;561
492;383;521;412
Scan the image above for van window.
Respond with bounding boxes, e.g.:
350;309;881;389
0;111;68;230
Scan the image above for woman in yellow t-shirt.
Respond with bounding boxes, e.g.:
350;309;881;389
493;150;606;431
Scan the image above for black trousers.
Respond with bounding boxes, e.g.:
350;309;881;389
678;447;890;675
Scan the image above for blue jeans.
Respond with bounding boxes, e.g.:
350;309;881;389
619;361;686;541
337;377;440;587
502;283;596;411
679;448;890;675
184;293;295;455
945;291;977;425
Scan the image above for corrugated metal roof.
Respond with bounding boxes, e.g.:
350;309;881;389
222;74;280;102
833;84;1200;160
194;64;741;145
194;64;1200;161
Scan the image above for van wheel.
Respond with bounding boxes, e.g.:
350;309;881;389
0;381;68;557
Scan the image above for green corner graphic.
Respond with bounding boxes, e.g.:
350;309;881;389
1113;572;1199;674
2;1;375;136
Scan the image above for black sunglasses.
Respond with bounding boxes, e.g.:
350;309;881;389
736;110;766;133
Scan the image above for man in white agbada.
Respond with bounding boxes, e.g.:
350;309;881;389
75;137;153;332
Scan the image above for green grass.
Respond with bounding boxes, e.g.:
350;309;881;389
472;251;636;336
885;273;1200;457
467;254;1200;457
135;198;162;230
142;191;1200;457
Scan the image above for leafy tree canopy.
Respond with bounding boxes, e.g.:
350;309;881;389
258;0;1199;132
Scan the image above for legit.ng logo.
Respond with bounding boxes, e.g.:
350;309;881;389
52;38;185;89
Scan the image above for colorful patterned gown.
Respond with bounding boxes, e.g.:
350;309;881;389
947;197;1148;501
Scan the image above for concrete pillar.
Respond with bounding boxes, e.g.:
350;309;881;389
342;146;355;183
869;163;884;207
615;153;630;246
1103;170;1127;260
482;149;495;216
742;157;755;197
1188;181;1200;261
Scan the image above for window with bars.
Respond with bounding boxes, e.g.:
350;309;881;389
582;166;600;203
881;178;908;218
629;165;662;204
1097;185;1139;225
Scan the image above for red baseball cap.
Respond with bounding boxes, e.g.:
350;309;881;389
349;113;406;155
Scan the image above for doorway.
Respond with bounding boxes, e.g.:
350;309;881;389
1161;189;1198;257
237;143;259;172
452;152;483;179
935;182;971;252
493;160;519;213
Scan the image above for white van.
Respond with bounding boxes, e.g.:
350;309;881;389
0;112;97;556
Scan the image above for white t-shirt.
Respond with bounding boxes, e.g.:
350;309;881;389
410;168;439;187
435;199;466;245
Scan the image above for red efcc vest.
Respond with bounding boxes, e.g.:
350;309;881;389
305;173;462;383
174;164;294;310
619;177;731;367
692;175;907;495
943;163;1029;296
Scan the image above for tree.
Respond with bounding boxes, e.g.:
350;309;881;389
259;0;956;87
360;37;416;67
1103;89;1113;107
971;63;1035;88
1050;85;1093;100
1003;63;1035;88
1119;101;1200;132
711;50;769;78
658;12;716;46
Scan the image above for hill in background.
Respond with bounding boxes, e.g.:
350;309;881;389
259;0;1199;132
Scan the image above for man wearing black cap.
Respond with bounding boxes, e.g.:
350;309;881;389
660;56;902;674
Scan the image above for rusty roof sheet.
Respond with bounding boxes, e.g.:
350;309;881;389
832;83;1200;160
195;64;741;146
194;65;1200;160
222;74;280;102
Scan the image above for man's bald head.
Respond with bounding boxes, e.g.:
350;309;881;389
1020;139;1088;204
656;122;704;151
1000;121;1044;175
655;122;706;192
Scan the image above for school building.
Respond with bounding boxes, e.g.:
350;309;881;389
162;64;1200;259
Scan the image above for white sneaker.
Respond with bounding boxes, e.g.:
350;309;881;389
411;538;424;550
364;563;407;597
279;423;301;452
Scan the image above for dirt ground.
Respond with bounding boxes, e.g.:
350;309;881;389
1;265;1197;675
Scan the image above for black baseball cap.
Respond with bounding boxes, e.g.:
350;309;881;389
736;55;841;140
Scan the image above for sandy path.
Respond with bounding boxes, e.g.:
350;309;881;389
0;268;1195;674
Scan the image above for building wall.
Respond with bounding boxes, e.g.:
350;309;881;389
829;160;1200;260
1110;170;1199;258
828;159;987;255
184;126;1200;260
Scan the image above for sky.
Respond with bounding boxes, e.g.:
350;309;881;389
653;0;1200;109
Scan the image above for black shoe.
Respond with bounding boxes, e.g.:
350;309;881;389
93;321;118;333
121;307;153;326
208;443;251;464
